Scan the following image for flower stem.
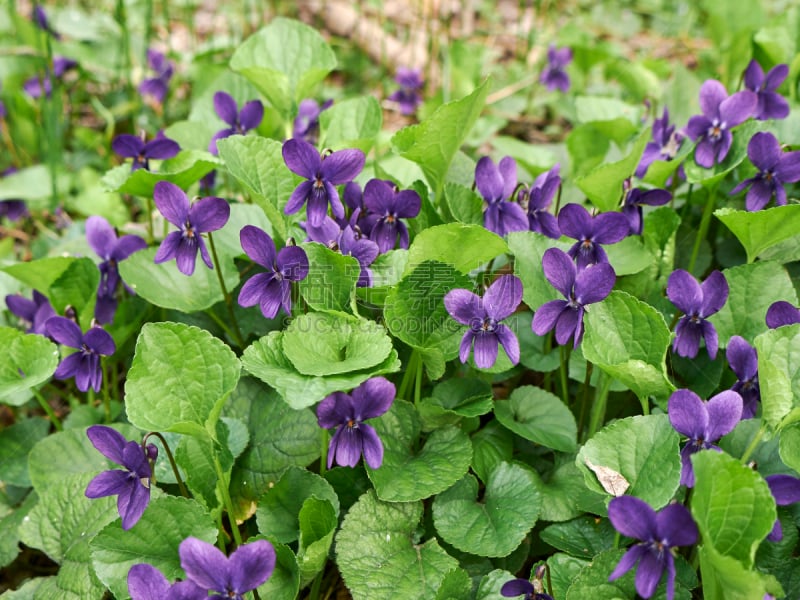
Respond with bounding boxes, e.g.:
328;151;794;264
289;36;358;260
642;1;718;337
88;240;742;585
143;431;189;498
207;231;245;348
32;388;62;431
558;345;571;407
102;358;111;423
398;350;419;401
577;361;593;438
144;196;154;244
687;184;718;275
414;349;424;408
319;428;329;476
308;568;325;600
638;393;650;416
587;371;612;440
213;453;243;547
740;422;767;464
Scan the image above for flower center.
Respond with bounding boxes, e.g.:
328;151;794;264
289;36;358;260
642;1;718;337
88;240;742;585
346;419;357;429
183;221;195;238
480;317;498;332
708;119;726;141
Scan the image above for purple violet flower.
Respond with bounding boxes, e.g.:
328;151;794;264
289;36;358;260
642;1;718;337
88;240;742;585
208;91;264;155
1;168;28;220
342;180;372;234
127;563;206;600
23;56;77;98
139;49;174;105
362;179;421;252
666;269;728;360
47;317;115;392
238;225;309;318
636;108;685;181
765;474;800;541
726;335;760;419
85;425;156;530
607;496;698;600
388;67;424;115
686;80;757;168
540;45;572;92
86;216;147;324
338;226;379;287
5;290;56;336
317;377;396;469
500;578;553;599
179;536;276;599
521;165;561;239
153;181;230;276
444;274;523;368
766;300;800;328
32;5;60;39
668;388;743;487
292;98;332;144
112;132;180;171
744;60;790;121
558;203;629;269
729;131;800;211
476;156;529;237
622;184;672;236
531;248;615;348
282;139;365;228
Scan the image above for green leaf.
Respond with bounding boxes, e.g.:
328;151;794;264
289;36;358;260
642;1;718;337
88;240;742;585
641;142;694;188
242;330;400;409
102;150;219;197
0;418;49;487
690;451;776;567
432;462;540;557
491;135;556;174
319;96;382;153
684;120;766;186
493;385;577;452
0;327;59;405
538;460;598;522
575;96;643;128
540;516;617;559
367;400;472;502
2;257;78;292
575;130;649;212
47;258;99;329
576;414;681;511
565;549;633;600
604;235;654;276
715;205;800;263
474;569;518;600
125;322;241;437
0;164;69;209
90;496;217;600
436;568;473;600
582;291;674;400
779;422;800;473
230;18;337;116
393;80;491;196
710;261;798;347
18;473;117;599
256;540;300;600
698;541;777;600
507;231;570;310
0;491;37;569
470;420;514;484
443;182;484;226
548;554;590;600
216;135;297;242
297;243;360;314
297;497;337;586
228;380;320;521
405;224;508;275
419;378;494;426
256;466;339;543
335;490;459;600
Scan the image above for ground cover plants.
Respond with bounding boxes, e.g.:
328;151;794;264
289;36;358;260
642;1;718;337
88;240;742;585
2;1;800;598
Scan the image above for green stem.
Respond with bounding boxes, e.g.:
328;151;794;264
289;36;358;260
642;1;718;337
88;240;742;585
207;231;245;348
143;432;189;498
398;350;419;401
558;345;571;408
577;361;593;439
102;358;111;423
414;349;423;408
587;371;612;440
740;423;767;464
319;428;329;476
144;196;154;244
308;568;325;600
638;393;650;416
687;184;718;274
205;308;237;342
213;453;242;547
32;388;62;431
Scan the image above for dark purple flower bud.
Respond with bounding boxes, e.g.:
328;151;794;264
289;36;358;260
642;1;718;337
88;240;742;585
338;226;379;287
476;156;528;237
521;164;561;239
47;318;115;392
32;5;60;39
532;248;615;348
138;49;174;105
112;133;180;171
500;578;553;599
686;80;757;168
282;139;366;228
292;98;332;144
199;170;217;194
317;377;396;469
179;536;276;599
86;216;147;324
667;269;728;360
744;60;790;121
5;290;56;336
608;496;698;600
668;388;743;487
636;108;685;182
726;335;760;419
765;474;800;541
23;56;77;98
729;132;800;211
622;186;671;235
558;203;629;269
540;45;572;92
127;563;206;600
208;91;264;155
85;426;153;530
238;225;309;318
362;179;421;253
153;181;230;276
766;300;800;328
388;67;424;115
445;275;523;368
0;99;6;120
